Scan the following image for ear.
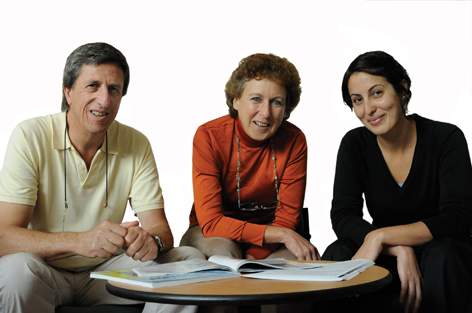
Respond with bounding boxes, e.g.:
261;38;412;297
232;98;240;111
64;87;73;107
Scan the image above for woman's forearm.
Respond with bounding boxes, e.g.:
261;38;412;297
368;221;433;248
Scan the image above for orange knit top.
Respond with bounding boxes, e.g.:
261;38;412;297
189;115;307;259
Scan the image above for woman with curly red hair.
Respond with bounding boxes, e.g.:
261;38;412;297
181;53;319;261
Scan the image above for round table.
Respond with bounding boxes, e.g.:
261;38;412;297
106;265;391;306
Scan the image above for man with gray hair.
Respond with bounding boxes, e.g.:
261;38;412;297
0;42;203;313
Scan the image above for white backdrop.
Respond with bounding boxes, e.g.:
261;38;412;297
0;0;471;253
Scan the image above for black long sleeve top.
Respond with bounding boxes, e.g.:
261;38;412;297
331;114;472;245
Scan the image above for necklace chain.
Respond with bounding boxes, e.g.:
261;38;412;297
62;115;108;231
235;136;279;210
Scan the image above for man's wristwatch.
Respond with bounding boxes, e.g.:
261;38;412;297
153;234;164;254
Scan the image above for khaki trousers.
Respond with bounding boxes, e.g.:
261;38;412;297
180;225;296;260
0;246;204;313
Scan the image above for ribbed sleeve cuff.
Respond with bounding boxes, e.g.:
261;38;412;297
241;223;267;246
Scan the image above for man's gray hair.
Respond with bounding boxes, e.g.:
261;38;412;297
61;42;130;112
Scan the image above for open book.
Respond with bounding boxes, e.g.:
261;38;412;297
91;259;238;288
208;255;321;273
91;257;375;288
242;259;375;281
131;255;319;278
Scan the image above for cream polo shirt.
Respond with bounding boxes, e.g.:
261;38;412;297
0;112;164;271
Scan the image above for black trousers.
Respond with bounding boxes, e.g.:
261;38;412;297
321;237;472;313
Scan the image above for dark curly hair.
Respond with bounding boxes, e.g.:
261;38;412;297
341;51;412;114
225;53;301;119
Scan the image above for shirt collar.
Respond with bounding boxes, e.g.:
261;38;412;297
52;112;119;155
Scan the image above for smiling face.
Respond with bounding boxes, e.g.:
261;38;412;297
64;63;124;139
348;72;405;136
233;78;287;141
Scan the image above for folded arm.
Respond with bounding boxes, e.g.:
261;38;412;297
121;208;174;262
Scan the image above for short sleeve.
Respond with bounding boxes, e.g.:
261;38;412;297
0;124;39;206
129;137;164;212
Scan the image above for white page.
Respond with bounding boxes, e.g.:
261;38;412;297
208;255;288;272
133;259;229;277
243;259;374;282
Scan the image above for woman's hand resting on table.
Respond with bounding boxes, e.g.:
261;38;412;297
264;226;320;261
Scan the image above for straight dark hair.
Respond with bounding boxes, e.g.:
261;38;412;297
61;42;129;112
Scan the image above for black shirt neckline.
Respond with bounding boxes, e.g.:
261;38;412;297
371;114;422;191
